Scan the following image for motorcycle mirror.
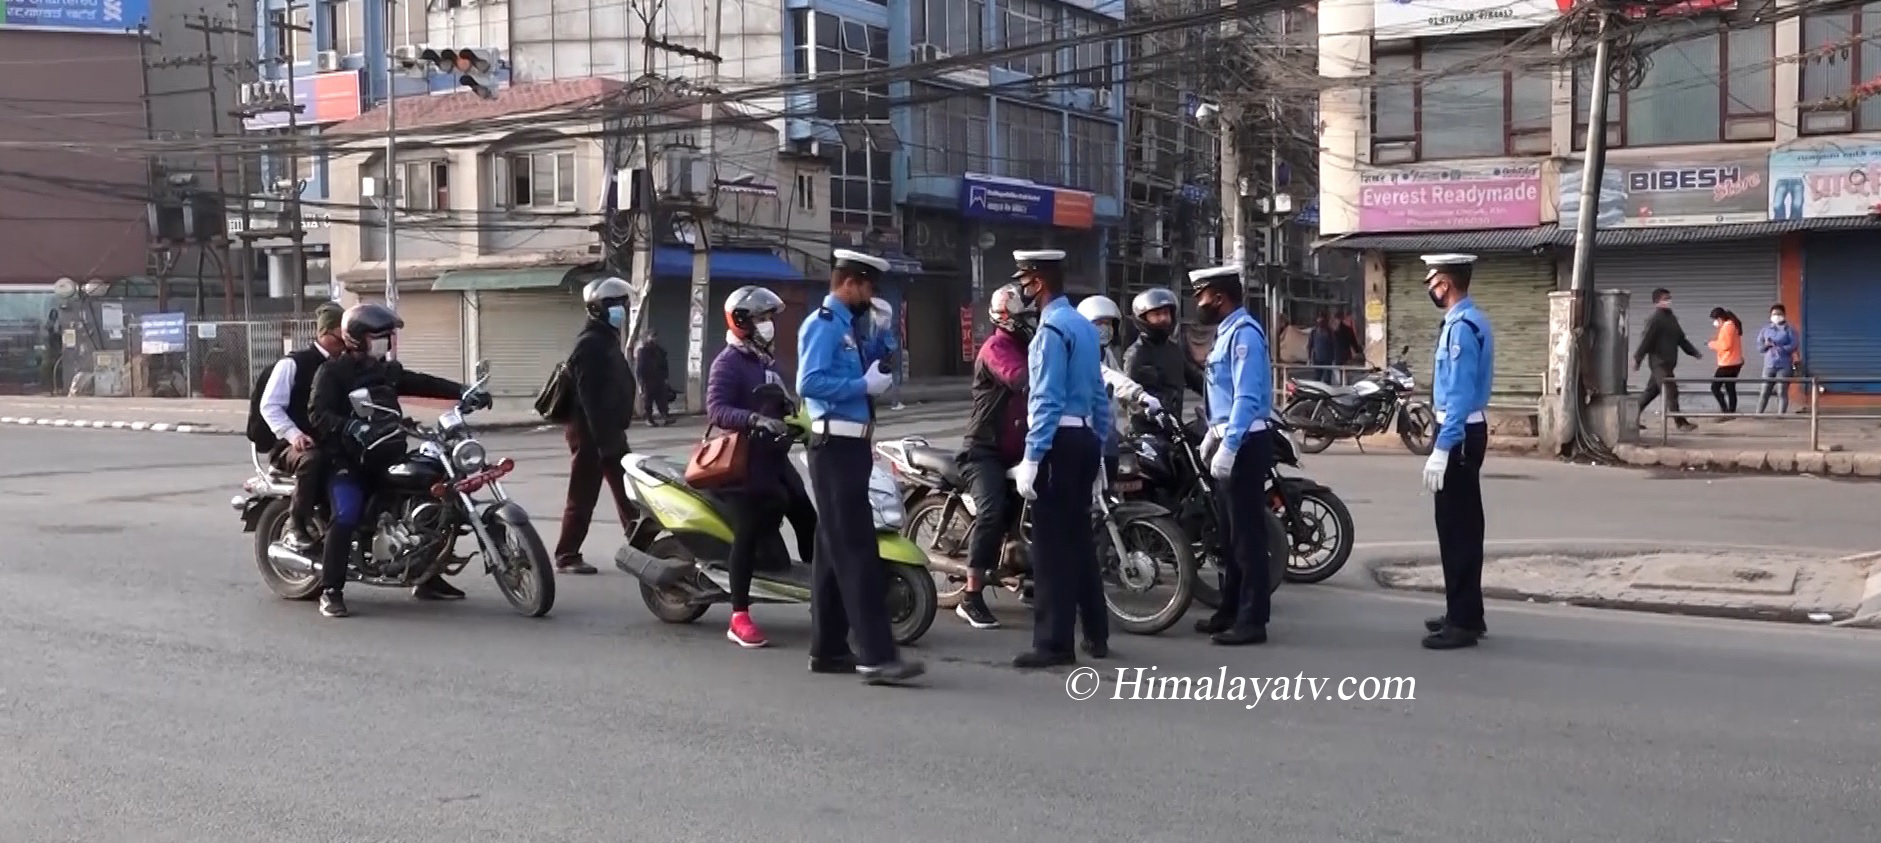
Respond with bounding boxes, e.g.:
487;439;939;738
473;359;491;383
347;388;373;416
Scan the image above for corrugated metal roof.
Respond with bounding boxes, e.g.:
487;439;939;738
1568;216;1881;247
1318;216;1881;253
1314;225;1560;253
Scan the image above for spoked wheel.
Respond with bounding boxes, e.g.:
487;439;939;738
904;497;971;610
1278;489;1356;584
637;536;710;624
1191;512;1288;601
1100;516;1195;635
253;499;321;600
486;511;556;617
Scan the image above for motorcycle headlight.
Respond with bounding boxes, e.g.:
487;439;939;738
450;440;488;473
868;465;904;531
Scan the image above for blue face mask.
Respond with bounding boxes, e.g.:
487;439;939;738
606;305;626;328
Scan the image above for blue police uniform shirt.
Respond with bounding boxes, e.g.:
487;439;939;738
1205;306;1273;453
796;293;897;424
1024;297;1111;463
1431;295;1495;452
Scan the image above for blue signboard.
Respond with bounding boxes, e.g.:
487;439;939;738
3;0;149;33
960;174;1054;225
139;312;186;355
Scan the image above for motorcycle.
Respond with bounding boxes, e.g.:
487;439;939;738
877;437;1195;636
232;361;556;617
613;385;939;646
1281;346;1437;455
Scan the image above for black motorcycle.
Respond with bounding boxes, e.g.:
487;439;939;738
1281;346;1437;456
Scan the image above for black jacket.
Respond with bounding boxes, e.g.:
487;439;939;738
1123;335;1207;423
570;320;637;457
308;354;463;467
1634;307;1701;369
635;341;670;392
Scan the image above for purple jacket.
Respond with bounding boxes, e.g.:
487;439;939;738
705;342;793;493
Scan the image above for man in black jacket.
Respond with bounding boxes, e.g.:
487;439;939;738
307;303;484;618
1123;287;1207;430
635;329;672;426
248;301;346;548
1633;288;1702;432
551;277;640;575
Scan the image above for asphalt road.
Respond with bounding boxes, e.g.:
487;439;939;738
1;414;1877;842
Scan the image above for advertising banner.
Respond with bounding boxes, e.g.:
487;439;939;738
243;70;364;131
959;173;1095;230
1356;163;1543;233
1768;142;1881;221
1373;0;1557;40
1559;156;1768;228
139;313;186;355
2;0;148;34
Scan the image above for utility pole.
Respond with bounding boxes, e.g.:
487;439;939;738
1556;8;1616;455
684;0;724;413
1216;102;1244;280
186;14;248;319
272;6;311;321
382;0;400;315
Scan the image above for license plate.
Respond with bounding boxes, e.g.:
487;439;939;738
439;408;463;428
1114;479;1143;492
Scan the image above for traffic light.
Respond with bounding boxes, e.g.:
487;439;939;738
421;47;497;99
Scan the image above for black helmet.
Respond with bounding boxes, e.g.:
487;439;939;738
341;303;403;352
582;276;632;318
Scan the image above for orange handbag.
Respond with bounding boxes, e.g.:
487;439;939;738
684;427;749;488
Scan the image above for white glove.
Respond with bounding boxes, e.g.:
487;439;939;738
869;297;893;334
1209;442;1238;480
1138;394;1162;414
862;360;893;396
1200;427;1220;459
1422;448;1450;493
1012;459;1040;500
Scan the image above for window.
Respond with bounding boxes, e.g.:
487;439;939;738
911;0;984;57
997;0;1057;77
1798;2;1881;134
795;172;816;211
1574;14;1774;147
910;84;989;175
495;151;576;209
808;12;889;121
1068;116;1118;196
828;145;893;229
1064;14;1117;89
321;0;364;55
284;4;314;62
1371;37;1549;163
998;102;1062;184
399;160;447;212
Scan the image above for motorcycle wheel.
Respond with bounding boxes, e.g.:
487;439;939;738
1102;515;1195;635
885;561;939;646
904;497;971;610
1298;434;1335;454
1279;489;1356;585
1398;404;1437;456
486;509;556;618
1283;397;1338;454
638;536;710;624
253;498;321;601
1189;509;1289;602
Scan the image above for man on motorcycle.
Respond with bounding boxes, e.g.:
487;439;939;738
1123;288;1208;429
249;301;346;550
305;303;491;619
1190;265;1273;646
953;283;1038;630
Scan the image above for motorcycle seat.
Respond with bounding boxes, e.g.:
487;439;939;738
1291;378;1354;398
906;445;965;486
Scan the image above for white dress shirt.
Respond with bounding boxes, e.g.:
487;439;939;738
260;344;330;443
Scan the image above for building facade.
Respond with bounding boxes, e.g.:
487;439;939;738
1317;0;1881;405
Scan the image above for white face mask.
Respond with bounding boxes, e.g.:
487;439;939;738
1771;314;1785;325
755;321;776;343
367;337;392;359
1713;320;1721;328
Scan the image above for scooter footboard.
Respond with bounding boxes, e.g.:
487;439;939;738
877;532;929;568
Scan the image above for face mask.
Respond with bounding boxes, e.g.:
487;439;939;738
1771;315;1785;324
1427;285;1446;309
1713;320;1721;328
605;305;626;328
1018;281;1039;306
367;337;392;359
1096;322;1115;346
755;321;776;343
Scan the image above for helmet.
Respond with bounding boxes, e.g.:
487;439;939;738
340;303;403;353
1076;296;1121;345
582;276;632;319
1131;288;1179;319
723;286;785;351
988;283;1038;337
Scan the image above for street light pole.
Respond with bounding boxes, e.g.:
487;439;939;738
382;0;399;315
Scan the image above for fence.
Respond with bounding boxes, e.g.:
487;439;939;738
72;316;317;400
1655;374;1881;452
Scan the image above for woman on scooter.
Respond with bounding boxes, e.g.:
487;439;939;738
707;285;819;648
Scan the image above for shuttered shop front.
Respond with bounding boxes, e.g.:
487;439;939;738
1596;240;1779;400
1386;254;1554;398
1802;232;1881;394
392;291;465;382
478;290;583;398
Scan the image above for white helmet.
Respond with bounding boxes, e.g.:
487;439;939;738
1077;295;1122;345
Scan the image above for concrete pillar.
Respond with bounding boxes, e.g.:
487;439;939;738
1316;0;1371;236
267;252;293;299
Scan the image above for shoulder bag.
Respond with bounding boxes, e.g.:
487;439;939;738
684;423;749;488
535;359;574;421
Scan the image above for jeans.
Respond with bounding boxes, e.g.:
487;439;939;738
320;473;370;592
1758;363;1793;414
1710;364;1741;414
724;480;817;610
959;455;1016;577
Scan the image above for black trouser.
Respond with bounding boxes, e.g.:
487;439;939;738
1639;361;1688;425
1213;430;1274;630
273;442;328;533
1434;423;1489;632
1711;364;1741;414
1029;427;1105;656
640;385;671;423
958;454;1016;579
552;422;637;564
807;434;897;666
725;478;817;610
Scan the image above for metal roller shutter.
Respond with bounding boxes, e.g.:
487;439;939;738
478;289;583;398
1387;254;1554;399
1802;233;1881;394
391;292;465;382
1596;240;1779;402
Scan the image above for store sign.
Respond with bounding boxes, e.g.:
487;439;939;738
959;173;1095;230
958;306;975;362
1356;163;1542;233
2;0;148;33
242;70;365;131
1768;142;1881;221
1559;156;1767;228
1374;0;1734;40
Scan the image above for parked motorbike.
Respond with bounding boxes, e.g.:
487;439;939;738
232;361;556;617
878;437;1196;636
613;385;938;646
1281;346;1437;455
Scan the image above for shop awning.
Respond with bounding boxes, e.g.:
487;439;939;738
653;246;806;282
430;266;581;292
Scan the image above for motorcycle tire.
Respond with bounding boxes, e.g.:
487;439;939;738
1298;434;1335;454
1190;509;1289;606
885;561;939;646
638;536;710;624
1398;404;1437;456
1279;488;1356;585
485;507;556;618
253;498;321;601
904;496;971;610
1103;514;1195;635
1283;397;1338;454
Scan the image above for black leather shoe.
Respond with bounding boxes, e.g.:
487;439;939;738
1211;626;1267;646
808;655;858;674
1194;613;1236;635
1423;615;1487;636
1421;626;1481;650
858;659;926;686
1012;650;1076;669
413;577;466;600
1081;639;1109;659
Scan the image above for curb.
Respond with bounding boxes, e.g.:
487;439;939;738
1833;556;1881;628
1608;444;1881;478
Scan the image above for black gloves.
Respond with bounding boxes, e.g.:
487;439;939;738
750;416;789;436
464;389;494;411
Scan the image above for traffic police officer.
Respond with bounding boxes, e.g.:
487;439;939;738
797;248;926;685
1008;249;1112;669
1418;254;1495;650
1190;265;1274;646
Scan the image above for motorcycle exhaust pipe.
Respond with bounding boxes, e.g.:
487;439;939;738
924;554;971;579
614;543;694;588
267;543;319;574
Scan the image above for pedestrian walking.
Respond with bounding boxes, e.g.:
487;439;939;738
1007;249;1111;669
1633;288;1702;431
1756;304;1798;414
635;329;673;426
1707;307;1743;416
1417;254;1496;650
550;277;641;576
797;248;923;685
1189;265;1274;647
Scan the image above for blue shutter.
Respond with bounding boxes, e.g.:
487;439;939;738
1801;233;1881;394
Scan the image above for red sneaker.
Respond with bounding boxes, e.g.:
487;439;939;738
727;612;768;648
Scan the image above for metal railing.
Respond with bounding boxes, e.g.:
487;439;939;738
68;317;317;400
1655;374;1881;452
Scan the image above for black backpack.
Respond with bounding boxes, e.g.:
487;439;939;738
246;360;279;451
